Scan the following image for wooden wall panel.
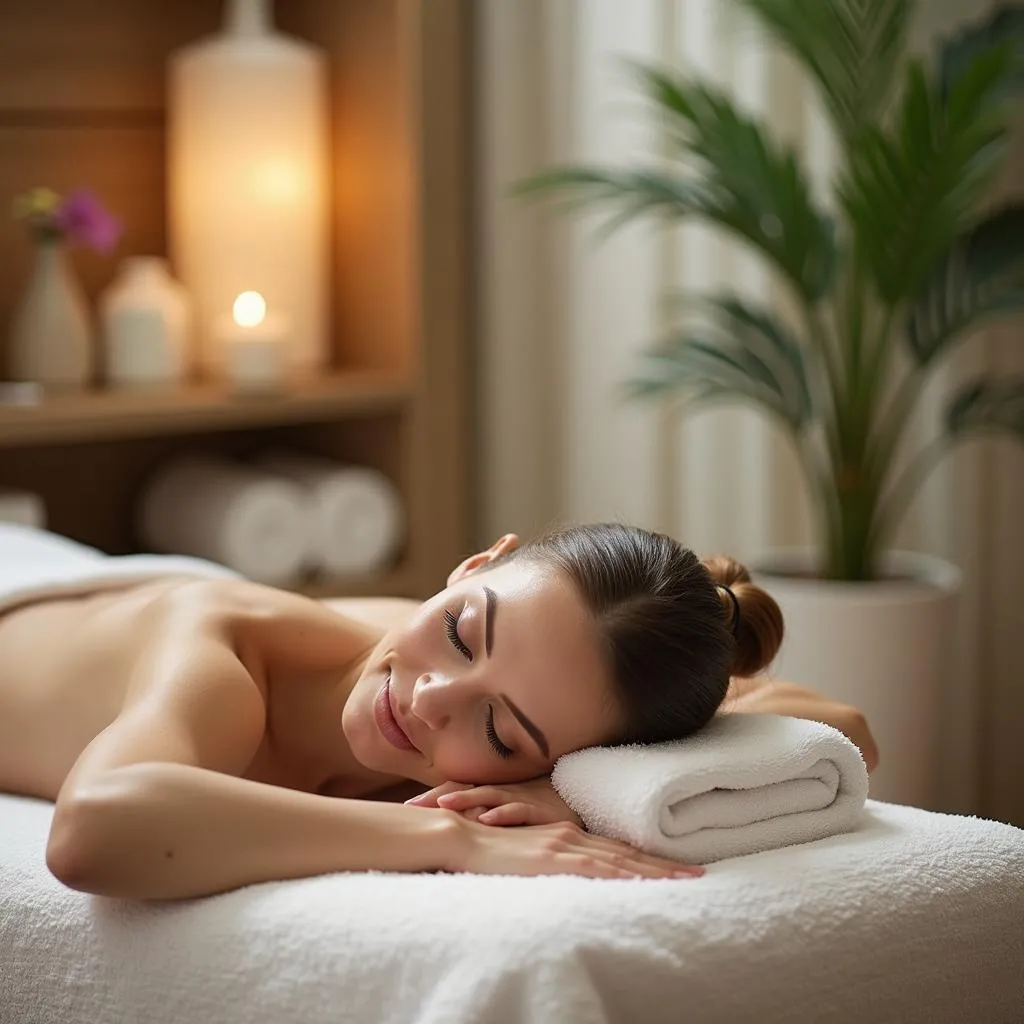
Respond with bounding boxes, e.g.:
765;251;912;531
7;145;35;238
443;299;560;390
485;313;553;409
279;0;415;375
0;1;218;114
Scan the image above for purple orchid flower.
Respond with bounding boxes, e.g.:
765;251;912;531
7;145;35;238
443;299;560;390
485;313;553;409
54;189;123;254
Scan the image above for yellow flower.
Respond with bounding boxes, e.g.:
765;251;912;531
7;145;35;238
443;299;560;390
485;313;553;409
12;187;61;220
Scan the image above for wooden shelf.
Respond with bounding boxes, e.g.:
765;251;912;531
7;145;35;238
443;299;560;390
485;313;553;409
0;370;411;448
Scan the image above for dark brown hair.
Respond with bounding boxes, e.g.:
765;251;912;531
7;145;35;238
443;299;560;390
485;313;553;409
507;523;784;745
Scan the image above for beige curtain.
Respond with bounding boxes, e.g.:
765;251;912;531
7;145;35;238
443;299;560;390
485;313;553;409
476;0;1024;824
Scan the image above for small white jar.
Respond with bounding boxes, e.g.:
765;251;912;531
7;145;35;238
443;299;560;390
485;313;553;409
101;257;191;387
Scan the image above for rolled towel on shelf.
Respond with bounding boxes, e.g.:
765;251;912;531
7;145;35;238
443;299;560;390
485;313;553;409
552;713;870;865
256;449;404;577
0;489;46;529
137;455;313;587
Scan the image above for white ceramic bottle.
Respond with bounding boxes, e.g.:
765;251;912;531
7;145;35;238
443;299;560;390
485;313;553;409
7;240;93;390
168;0;330;378
101;257;190;387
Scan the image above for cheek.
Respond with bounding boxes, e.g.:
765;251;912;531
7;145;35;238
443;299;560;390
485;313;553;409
429;742;527;786
391;609;442;666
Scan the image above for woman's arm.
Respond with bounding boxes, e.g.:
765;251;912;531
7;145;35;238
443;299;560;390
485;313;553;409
722;677;880;772
50;762;464;900
46;619;461;899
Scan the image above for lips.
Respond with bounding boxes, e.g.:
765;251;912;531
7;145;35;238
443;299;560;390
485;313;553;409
373;673;418;752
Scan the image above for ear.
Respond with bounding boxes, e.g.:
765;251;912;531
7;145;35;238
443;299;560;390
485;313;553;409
447;534;520;587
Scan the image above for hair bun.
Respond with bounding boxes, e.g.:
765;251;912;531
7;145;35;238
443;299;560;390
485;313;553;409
703;555;784;677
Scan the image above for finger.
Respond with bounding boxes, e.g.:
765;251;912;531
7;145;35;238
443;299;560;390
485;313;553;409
459;806;491;822
406;782;474;807
436;788;505;811
553;853;698;881
477;803;539;827
568;831;705;876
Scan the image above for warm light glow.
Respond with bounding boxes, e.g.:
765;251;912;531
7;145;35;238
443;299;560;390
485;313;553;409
233;291;267;328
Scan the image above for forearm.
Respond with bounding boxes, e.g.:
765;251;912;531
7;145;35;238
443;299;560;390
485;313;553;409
724;679;880;772
47;763;463;901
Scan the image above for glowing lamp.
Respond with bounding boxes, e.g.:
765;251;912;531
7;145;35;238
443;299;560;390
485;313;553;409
169;0;330;379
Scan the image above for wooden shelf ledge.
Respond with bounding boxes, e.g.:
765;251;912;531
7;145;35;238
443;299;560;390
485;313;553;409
0;370;411;448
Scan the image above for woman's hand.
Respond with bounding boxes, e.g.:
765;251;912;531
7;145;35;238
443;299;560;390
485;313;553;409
407;776;584;827
449;817;705;881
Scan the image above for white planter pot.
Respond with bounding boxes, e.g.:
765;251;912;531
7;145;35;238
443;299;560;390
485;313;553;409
753;551;962;810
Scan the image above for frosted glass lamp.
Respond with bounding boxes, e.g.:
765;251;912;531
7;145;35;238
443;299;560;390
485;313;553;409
168;0;330;378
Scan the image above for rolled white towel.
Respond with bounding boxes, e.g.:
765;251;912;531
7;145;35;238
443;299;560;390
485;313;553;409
138;455;313;587
256;450;404;577
551;713;869;864
0;489;46;529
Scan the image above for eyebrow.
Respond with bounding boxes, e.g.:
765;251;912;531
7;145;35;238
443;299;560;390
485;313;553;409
484;585;497;657
500;692;550;759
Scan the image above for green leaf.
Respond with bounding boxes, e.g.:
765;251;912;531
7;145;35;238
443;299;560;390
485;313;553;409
736;0;911;146
689;293;814;423
939;5;1024;104
945;376;1024;441
515;64;838;307
839;46;1015;305
907;204;1024;365
627;315;810;433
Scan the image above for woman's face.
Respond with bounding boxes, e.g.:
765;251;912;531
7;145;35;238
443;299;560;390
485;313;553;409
342;536;621;787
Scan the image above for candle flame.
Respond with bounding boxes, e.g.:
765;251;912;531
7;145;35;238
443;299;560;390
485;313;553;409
233;291;267;328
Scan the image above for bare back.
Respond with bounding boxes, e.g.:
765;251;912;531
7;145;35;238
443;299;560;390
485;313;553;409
0;577;414;803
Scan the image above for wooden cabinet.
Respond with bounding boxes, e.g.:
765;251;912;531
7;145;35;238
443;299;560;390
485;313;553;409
0;0;472;598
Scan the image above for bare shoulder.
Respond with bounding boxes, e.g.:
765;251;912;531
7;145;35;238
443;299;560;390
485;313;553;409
319;596;422;634
162;577;387;673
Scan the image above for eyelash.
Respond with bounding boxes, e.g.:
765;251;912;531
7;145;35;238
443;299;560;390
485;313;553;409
443;608;511;759
444;608;473;661
486;706;515;760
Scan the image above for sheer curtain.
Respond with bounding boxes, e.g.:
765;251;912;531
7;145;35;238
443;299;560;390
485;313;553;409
476;0;1024;823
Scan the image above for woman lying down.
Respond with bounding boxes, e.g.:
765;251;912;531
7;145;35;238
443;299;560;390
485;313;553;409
0;522;878;901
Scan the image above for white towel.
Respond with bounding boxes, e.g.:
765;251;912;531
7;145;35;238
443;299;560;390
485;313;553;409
551;713;869;864
3;792;1024;1024
256;449;405;576
0;523;241;617
137;455;313;586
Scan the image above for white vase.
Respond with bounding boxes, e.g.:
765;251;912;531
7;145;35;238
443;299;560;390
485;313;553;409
754;550;962;810
7;240;93;389
168;0;330;377
101;257;191;387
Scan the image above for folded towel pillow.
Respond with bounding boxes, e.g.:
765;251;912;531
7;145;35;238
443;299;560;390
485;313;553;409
551;713;869;864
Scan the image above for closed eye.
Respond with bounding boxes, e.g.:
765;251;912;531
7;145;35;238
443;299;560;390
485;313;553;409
444;608;473;661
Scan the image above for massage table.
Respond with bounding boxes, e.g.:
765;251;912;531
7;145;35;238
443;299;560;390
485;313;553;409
2;791;1022;1024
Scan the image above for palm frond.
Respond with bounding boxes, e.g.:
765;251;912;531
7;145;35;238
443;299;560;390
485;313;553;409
736;0;911;145
688;294;814;424
946;376;1024;441
517;63;838;306
626;300;812;434
838;45;1015;305
908;204;1024;365
939;5;1024;104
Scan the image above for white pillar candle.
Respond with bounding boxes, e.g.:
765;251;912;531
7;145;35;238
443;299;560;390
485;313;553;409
215;290;289;393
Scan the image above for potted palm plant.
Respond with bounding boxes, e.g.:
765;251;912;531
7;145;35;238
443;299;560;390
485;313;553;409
517;1;1024;808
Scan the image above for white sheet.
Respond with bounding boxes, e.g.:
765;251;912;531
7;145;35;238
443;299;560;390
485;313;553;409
0;523;240;619
2;793;1022;1024
552;713;869;863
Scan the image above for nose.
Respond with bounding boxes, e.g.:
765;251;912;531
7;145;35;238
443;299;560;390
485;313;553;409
411;672;473;731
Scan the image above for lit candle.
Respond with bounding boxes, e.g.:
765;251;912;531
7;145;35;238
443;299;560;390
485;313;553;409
215;291;290;393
